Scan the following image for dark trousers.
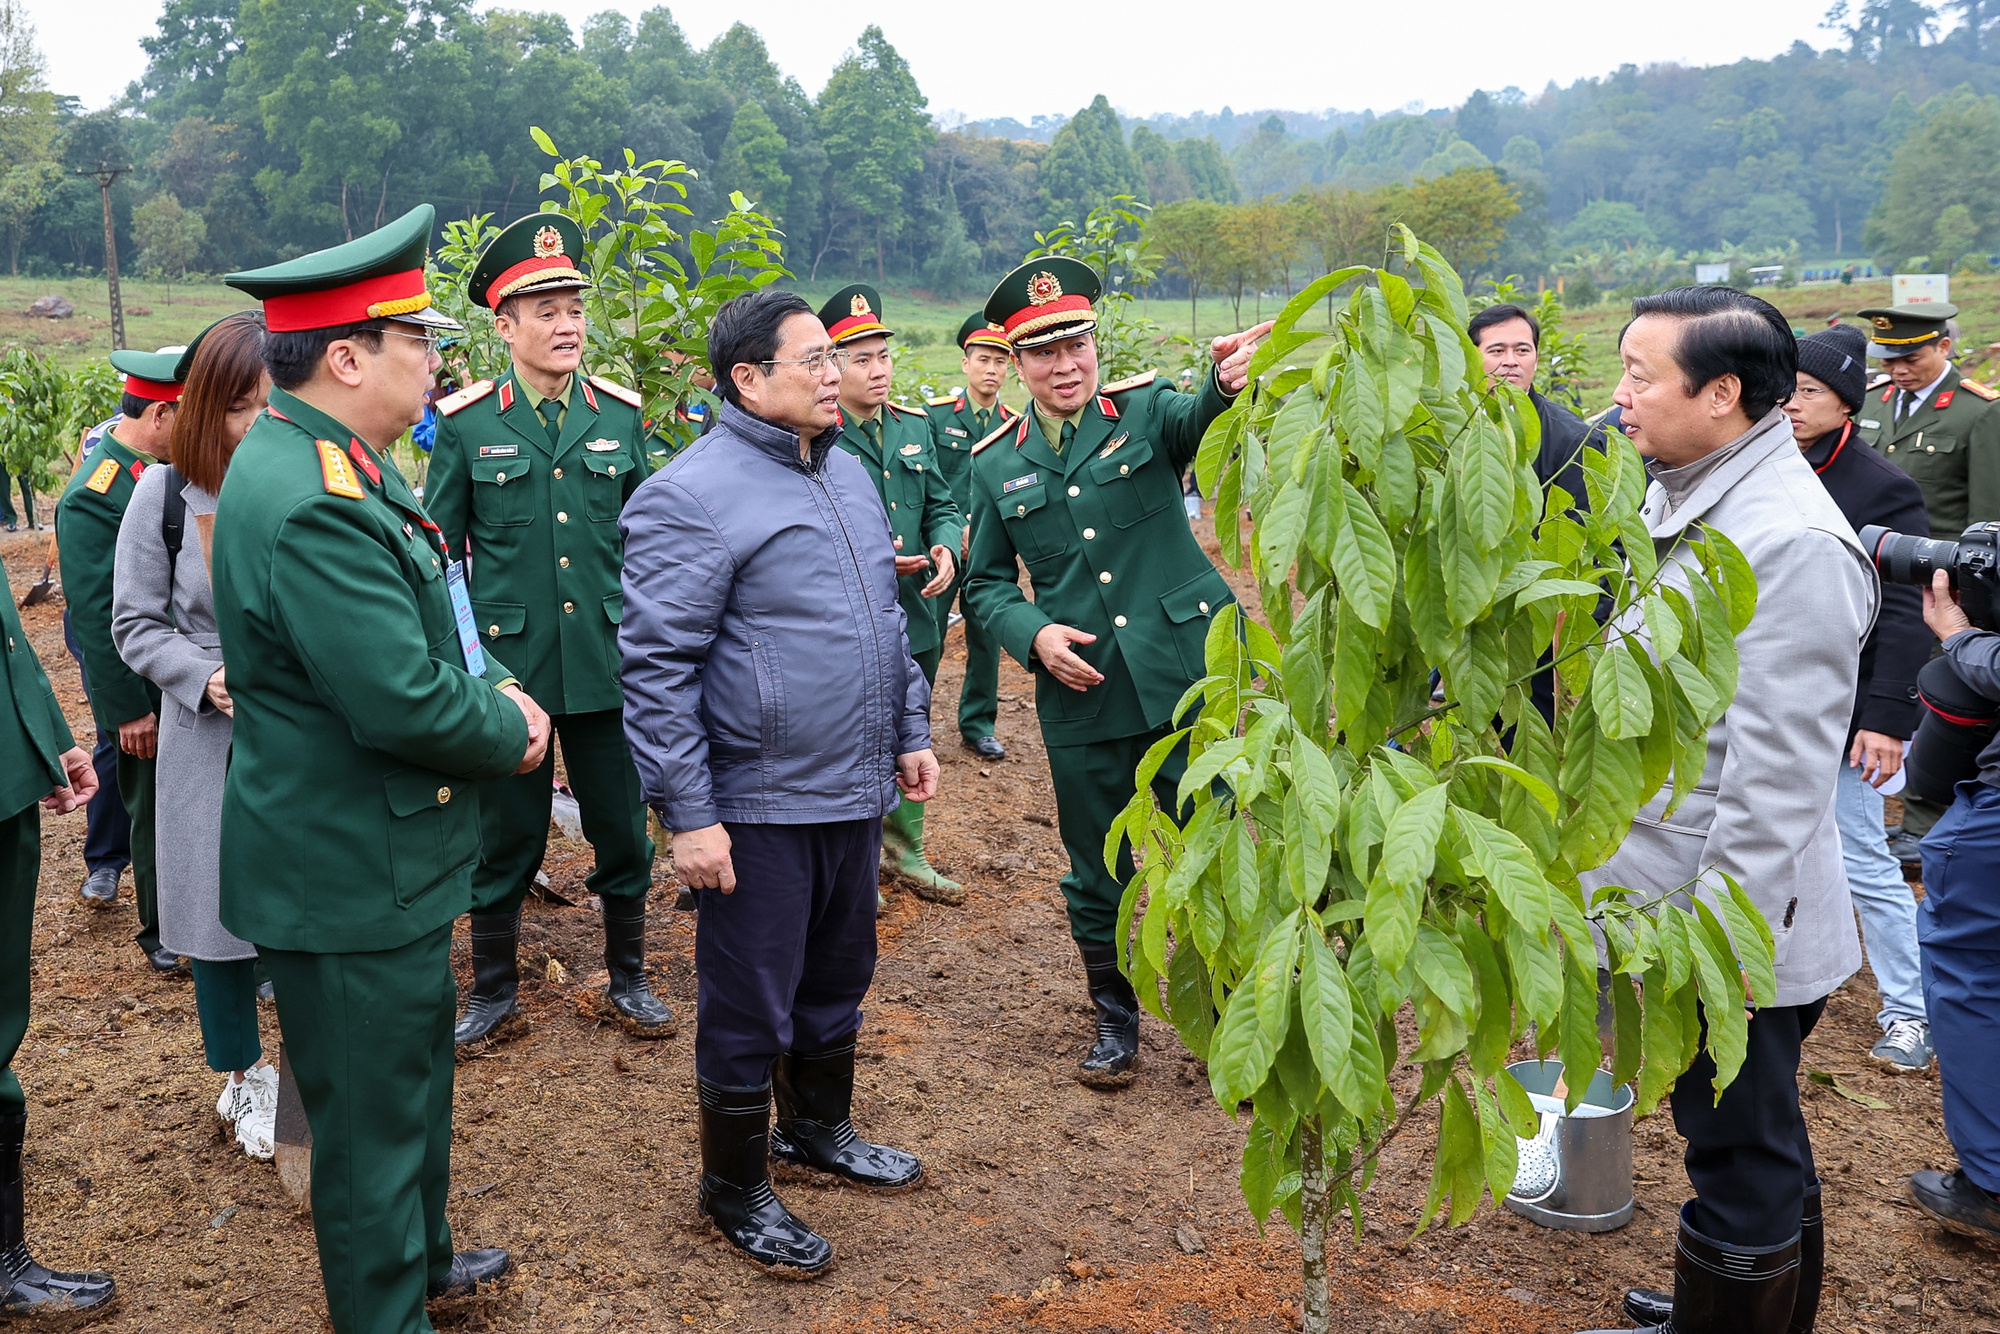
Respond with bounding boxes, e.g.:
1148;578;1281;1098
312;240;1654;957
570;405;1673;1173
62;610;131;876
116;751;160;954
191;958;263;1074
695;819;880;1087
260;925;457;1334
1917;782;2000;1193
0;805;37;1116
941;570;1002;741
1046;727;1191;948
1670;999;1824;1247
469;708;653;916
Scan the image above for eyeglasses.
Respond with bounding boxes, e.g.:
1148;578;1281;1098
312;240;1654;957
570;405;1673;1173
1793;384;1833;400
761;349;850;375
377;328;444;355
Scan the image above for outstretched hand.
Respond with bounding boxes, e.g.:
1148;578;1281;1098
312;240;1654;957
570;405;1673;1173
1211;320;1275;395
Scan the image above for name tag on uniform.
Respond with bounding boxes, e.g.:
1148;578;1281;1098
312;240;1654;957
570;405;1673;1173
899;442;923;456
1002;472;1039;493
445;561;487;676
585;439;621;452
943;426;968;438
1860;420;1880;429
478;444;517;458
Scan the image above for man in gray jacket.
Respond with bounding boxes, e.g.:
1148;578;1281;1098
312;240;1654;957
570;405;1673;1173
619;289;938;1276
1580;287;1875;1334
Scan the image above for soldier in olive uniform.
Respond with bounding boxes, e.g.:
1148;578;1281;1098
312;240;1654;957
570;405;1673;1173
1853;304;2000;854
817;285;966;904
962;258;1268;1086
426;214;675;1047
0;567;116;1317
928;313;1019;760
214;206;544;1333
55;347;189;973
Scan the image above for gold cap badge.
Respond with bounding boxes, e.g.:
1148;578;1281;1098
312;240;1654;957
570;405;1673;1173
1873;315;1894;330
533;225;564;259
1027;271;1064;306
850;293;872;317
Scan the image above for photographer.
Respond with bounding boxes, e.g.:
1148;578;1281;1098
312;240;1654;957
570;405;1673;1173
1904;568;2000;1243
1785;324;1935;1075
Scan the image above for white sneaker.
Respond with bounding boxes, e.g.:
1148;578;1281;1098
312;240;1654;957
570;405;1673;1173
233;1064;278;1160
215;1074;252;1125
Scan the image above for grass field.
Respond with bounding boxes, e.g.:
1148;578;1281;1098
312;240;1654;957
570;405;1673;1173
19;269;2000;419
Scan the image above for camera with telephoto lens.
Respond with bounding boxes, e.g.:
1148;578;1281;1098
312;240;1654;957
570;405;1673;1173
1859;522;2000;802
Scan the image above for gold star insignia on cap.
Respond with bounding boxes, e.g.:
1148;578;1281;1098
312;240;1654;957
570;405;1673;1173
533;225;564;259
1028;272;1064;306
850;292;872;317
1873;316;1894;330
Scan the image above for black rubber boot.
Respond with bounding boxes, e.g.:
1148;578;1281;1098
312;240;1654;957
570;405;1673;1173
1622;1181;1823;1332
1588;1202;1800;1334
596;894;675;1037
770;1044;922;1190
696;1081;833;1275
426;1247;512;1299
1076;943;1141;1089
0;1111;117;1320
453;908;526;1049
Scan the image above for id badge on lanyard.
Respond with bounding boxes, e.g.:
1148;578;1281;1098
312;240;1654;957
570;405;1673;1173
445;560;487;676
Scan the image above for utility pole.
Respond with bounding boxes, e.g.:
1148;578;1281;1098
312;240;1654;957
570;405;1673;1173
78;164;132;350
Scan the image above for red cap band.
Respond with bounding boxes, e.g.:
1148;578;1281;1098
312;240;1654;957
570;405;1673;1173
1002;293;1093;342
262;269;430;332
123;375;182;403
485;255;585;307
826;313;889;343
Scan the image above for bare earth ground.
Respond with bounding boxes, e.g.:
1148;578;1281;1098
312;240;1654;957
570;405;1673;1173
3;513;1995;1334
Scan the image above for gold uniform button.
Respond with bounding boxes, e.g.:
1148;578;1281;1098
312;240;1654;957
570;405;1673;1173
883;470;891;479
557;511;569;523
1114;615;1127;627
495;471;506;483
1083;527;1096;539
437;787;452;804
487;624;499;636
1016;504;1026;515
1068;485;1081;497
1099;571;1112;584
890;501;898;510
1927;444;1936;452
564;601;575;613
1888;445;1896;453
608;464;617;475
1119;463;1129;474
553;467;563;479
559;556;570;568
1198;601;1210;613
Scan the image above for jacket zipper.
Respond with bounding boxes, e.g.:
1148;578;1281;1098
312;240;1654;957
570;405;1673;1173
808;460;896;786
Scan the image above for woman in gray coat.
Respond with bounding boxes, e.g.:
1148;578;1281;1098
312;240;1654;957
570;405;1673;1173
110;312;276;1159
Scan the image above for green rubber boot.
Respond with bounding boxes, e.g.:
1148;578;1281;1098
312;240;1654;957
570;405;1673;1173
881;799;963;906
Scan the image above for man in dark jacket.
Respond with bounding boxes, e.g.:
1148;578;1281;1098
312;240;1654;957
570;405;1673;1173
619;289;938;1276
1469;303;1597;505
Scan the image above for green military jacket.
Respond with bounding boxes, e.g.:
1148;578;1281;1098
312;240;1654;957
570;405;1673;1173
963;370;1236;747
1854;365;2000;539
0;565;74;822
926;390;1019;529
56;432;163;731
426;369;649;714
833;401;963;657
211;387;530;954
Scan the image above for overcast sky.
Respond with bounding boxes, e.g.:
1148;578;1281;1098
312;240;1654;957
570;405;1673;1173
35;0;1850;123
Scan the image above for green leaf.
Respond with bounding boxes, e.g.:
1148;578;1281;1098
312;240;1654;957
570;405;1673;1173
1255;911;1303;1042
1376;431;1420;529
1209;975;1279;1106
1557;957;1604;1113
1666;654;1721;724
1439;480;1504;626
1715;874;1779;1008
1379;783;1448;890
1472;1073;1519;1203
1506;921;1564;1029
1220;815;1261;927
1685;903;1750;1101
1412;921;1477;1021
1703;526;1759;635
1457;756;1559;817
1644;593;1683;662
1167;945;1217;1059
1558;693;1647;871
1135;726;1192;800
529;124;558;156
1460;912;1512;1078
1497;1065;1540;1139
1239;1117;1286;1228
1608;968;1642;1091
1260;480;1311;584
1638;966;1685;1116
1805;1068;1891;1110
1401;528;1457;662
1300;932;1370;1116
1453;418;1516;552
1178;737;1246;810
1364;874;1422;976
1452;806;1552;927
1591;642;1655;740
1331;479;1397;630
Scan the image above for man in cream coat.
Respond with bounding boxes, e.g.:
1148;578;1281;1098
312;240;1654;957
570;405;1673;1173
1579;288;1875;1334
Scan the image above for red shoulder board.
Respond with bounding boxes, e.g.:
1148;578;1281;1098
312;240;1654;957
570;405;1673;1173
1097;395;1117;420
1962;378;1999;401
348;440;381;486
1882;386;1895;403
129;460;145;480
579;379;599;412
497;380;515;413
1937;390;1956;411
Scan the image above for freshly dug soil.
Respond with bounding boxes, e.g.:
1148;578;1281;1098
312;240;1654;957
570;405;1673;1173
4;520;1992;1333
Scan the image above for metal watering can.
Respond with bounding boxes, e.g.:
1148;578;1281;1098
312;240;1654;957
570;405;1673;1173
1503;1059;1636;1232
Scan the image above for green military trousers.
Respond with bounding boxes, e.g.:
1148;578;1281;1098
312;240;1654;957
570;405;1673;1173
1045;727;1191;948
116;751;159;954
941;571;1001;743
469;708;653;917
1;805;37;1115
260;924;456;1334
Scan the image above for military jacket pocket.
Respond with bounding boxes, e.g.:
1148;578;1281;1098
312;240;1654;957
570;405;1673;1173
999;483;1069;563
471;455;535;527
383;766;478;908
582;450;630;521
475;600;526;644
1088;436;1165;528
1160;570;1230;679
603;591;623;625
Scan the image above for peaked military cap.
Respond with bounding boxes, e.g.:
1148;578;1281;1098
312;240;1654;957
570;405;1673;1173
226;204;460;332
817;284;892;345
956;310;1011;352
1857;303;1959;359
169;311;260;383
109;345;190;402
984;256;1100;349
468;212;590;309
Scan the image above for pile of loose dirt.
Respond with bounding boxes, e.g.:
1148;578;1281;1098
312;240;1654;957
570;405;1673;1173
4;522;1994;1332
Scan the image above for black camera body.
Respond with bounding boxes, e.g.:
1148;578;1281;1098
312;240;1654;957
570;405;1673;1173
1859;521;2000;631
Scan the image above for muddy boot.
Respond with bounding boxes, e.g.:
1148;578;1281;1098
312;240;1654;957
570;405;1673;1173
1075;944;1141;1089
597;894;675;1037
1622;1182;1823;1332
880;800;962;906
770;1044;922;1190
0;1111;117;1320
1585;1202;1800;1334
697;1081;833;1275
454;908;527;1050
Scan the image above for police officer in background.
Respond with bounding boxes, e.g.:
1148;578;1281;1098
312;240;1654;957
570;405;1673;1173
817;285;965;905
1853;303;2000;863
962;257;1268;1087
928;313;1019;760
426;214;675;1048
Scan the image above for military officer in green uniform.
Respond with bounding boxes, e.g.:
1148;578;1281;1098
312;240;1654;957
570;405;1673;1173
426;213;675;1047
962;257;1268;1087
55;346;187;973
1853;303;2000;854
0;566;117;1318
215;205;545;1334
817;285;966;904
928;313;1019;760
